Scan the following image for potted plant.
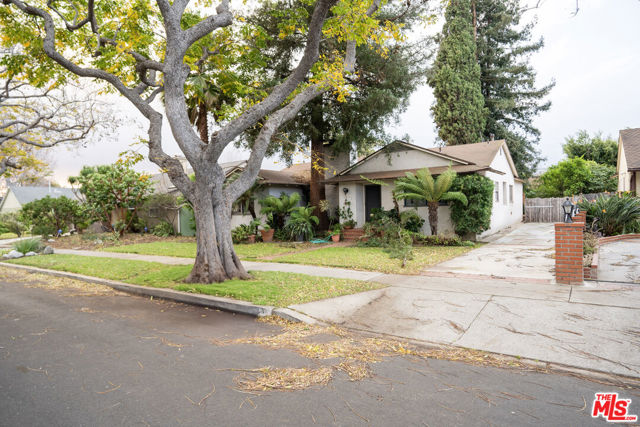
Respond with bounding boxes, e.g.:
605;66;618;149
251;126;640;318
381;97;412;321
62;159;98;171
248;219;261;244
330;224;342;242
260;223;274;242
343;219;356;229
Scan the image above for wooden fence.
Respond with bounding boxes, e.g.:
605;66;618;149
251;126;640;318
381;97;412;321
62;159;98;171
524;193;604;223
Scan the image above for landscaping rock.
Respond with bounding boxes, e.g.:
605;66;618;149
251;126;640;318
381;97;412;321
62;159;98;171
25;251;38;257
42;246;54;255
5;250;24;259
47;239;55;243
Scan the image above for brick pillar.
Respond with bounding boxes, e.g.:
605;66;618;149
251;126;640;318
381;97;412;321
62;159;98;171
555;222;584;285
574;211;586;224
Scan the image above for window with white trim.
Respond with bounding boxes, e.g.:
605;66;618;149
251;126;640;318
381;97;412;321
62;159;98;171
494;181;499;202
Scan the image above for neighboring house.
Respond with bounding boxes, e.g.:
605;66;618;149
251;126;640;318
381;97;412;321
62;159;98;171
0;186;79;214
150;158;310;234
617;128;640;192
324;140;524;238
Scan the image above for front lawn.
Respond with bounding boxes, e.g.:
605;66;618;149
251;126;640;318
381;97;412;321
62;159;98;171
103;241;322;260
271;245;477;274
4;254;382;306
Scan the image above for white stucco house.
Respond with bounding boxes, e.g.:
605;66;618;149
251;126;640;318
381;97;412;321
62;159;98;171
617;128;640;192
324;139;524;238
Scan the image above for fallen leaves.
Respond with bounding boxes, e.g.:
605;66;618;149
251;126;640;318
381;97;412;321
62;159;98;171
233;367;333;392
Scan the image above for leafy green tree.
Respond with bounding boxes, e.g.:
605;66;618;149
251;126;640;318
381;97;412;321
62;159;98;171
0;0;405;283
531;157;616;198
19;196;81;237
428;0;487;145
0;212;25;237
449;174;493;236
562;130;618;167
242;0;431;229
475;0;554;178
394;168;468;236
69;164;153;234
258;192;301;231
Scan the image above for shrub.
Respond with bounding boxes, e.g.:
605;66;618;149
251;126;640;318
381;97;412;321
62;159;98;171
274;228;291;242
399;210;425;233
152;221;175;237
13;238;42;254
284;206;319;241
449;174;493;236
231;224;252;244
579;194;640;236
20;196;82;238
413;234;467;246
259;192;300;231
0;213;26;237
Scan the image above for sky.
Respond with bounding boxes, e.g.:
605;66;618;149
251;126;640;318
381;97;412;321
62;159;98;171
47;0;640;184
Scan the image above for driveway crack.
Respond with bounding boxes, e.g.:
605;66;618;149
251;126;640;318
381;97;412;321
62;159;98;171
452;296;492;344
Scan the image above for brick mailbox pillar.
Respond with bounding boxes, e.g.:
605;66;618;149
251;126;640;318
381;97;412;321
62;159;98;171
555;222;584;285
573;211;586;224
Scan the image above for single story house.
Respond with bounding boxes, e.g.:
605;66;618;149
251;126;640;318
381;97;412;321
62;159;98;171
324;139;524;238
617;128;640;192
0;186;79;214
150;158;310;235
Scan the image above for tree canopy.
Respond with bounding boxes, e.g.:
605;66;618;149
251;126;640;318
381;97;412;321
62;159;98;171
475;0;553;178
562;130;618;167
0;0;408;282
69;163;153;233
428;0;487;145
530;157;617;198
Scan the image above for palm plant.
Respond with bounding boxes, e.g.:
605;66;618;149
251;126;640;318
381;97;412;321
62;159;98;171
258;192;301;231
579;194;640;236
284;206;319;241
394;167;468;235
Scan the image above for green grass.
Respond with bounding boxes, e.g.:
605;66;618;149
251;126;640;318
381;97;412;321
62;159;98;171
102;241;320;260
4;254;383;306
271;245;477;275
0;232;18;239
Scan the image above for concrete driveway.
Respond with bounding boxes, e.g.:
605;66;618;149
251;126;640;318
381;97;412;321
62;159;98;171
597;239;640;283
293;223;640;378
423;223;555;283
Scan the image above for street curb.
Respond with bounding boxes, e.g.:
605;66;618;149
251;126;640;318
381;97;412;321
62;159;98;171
0;262;274;318
273;308;325;325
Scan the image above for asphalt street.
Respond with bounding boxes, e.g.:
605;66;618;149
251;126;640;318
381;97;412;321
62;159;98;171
1;268;638;426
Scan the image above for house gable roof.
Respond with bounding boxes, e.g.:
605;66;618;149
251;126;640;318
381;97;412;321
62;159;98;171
435;139;519;178
0;186;78;211
325;139;518;184
619;128;640;171
337;140;473;177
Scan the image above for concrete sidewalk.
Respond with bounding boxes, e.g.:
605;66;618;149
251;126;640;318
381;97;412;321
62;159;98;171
36;246;640;379
293;275;640;378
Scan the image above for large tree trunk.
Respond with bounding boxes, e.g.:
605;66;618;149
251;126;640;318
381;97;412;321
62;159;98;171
309;101;329;231
185;179;249;283
427;201;439;236
196;102;208;144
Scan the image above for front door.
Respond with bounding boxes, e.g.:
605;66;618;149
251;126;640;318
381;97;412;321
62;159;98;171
365;185;381;222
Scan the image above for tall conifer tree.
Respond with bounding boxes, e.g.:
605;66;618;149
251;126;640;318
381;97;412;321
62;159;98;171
428;0;487;145
475;0;554;177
